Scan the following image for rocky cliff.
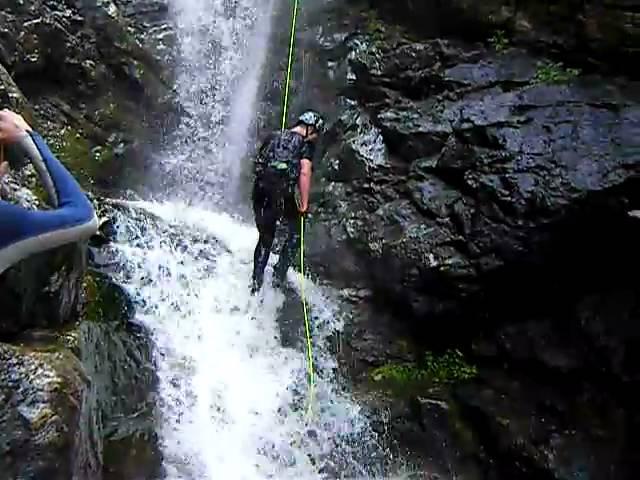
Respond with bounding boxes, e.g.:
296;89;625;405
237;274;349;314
1;0;172;477
366;0;640;79
2;0;639;477
0;0;176;191
282;0;640;478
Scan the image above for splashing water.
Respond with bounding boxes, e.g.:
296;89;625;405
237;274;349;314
99;0;415;478
105;201;388;479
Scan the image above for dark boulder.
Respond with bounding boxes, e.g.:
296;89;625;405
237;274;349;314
0;244;88;338
310;32;640;333
453;370;638;480
365;0;640;78
298;10;640;476
0;343;87;480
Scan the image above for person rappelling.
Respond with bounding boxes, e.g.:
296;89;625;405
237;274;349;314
249;110;325;294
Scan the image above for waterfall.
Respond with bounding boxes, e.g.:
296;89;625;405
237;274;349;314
158;0;276;208
101;0;408;478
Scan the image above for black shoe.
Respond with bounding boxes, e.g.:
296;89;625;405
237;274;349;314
271;273;287;291
250;279;261;295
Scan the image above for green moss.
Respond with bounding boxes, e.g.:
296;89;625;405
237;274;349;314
533;60;581;84
364;11;387;42
489;29;510;53
370;349;478;392
47;127;115;188
82;274;103;323
361;9;418;44
48;127;94;187
371;363;424;384
81;271;133;325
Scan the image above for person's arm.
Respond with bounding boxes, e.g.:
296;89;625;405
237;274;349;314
298;158;312;213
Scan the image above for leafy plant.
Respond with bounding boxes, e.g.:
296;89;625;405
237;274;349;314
362;10;386;42
371;349;478;386
533;60;581;84
489;30;510;53
423;349;478;384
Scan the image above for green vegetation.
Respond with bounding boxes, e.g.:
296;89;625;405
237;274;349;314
533;60;580;84
489;30;510;53
48;127;93;186
82;272;131;324
371;349;478;388
364;11;387;42
94;98;121;129
362;9;418;44
48;127;114;188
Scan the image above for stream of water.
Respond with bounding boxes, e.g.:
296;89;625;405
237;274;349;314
103;0;407;478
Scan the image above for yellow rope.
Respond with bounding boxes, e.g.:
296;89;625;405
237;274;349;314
300;215;315;418
280;0;299;132
278;0;315;419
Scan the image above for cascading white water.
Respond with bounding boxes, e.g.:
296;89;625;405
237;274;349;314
160;0;276;207
101;0;413;478
106;201;391;479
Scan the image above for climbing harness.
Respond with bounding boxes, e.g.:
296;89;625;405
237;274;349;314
279;0;315;419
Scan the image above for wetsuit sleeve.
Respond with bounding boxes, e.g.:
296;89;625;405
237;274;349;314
301;140;315;161
300;141;316;174
0;131;97;273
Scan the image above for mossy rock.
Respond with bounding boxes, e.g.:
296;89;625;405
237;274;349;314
0;342;88;479
82;270;135;325
47;127;105;189
0;243;86;337
369;349;478;397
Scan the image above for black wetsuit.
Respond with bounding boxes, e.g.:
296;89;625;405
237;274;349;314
251;129;315;292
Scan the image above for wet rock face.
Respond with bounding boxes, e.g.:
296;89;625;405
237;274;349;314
0;269;161;479
0;0;176;190
0;1;167;477
113;0;175;67
0;343;87;480
452;370;638;480
301;7;640;477
310;31;640;330
366;0;640;77
0;245;88;337
76;271;161;480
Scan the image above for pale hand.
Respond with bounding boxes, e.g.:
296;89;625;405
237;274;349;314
0;109;32;145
